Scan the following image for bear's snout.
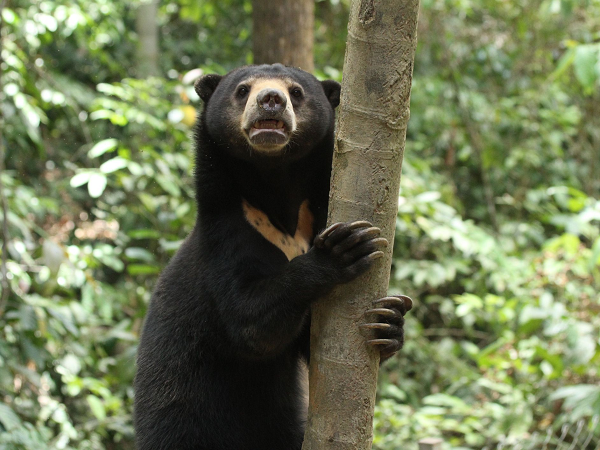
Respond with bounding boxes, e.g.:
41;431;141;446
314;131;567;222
257;89;287;114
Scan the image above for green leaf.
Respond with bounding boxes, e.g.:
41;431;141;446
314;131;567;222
0;403;22;431
159;239;184;252
590;236;600;271
124;247;155;262
98;254;124;272
156;174;181;197
415;191;441;203
176;202;191;218
381;384;407;402
47;309;79;337
1;8;18;24
127;264;161;275
70;171;92;188
100;157;128;174
573;45;599;92
550;384;600;412
88;173;107;198
86;395;106;421
138;193;157;212
128;229;161;239
58;354;82;376
88;139;119;158
551;47;576;80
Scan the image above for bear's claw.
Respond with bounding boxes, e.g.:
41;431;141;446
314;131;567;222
372;295;413;313
361;294;413;362
359;323;392;331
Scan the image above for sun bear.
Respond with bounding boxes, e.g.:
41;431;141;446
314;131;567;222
134;64;412;450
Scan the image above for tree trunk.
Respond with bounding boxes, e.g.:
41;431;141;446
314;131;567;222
252;0;314;72
135;0;160;77
302;1;420;449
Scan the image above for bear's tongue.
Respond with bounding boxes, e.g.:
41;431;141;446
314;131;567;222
253;120;284;130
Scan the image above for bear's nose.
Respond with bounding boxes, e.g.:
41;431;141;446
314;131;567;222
257;89;286;113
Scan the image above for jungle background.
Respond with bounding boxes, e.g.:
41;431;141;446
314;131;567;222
1;0;599;448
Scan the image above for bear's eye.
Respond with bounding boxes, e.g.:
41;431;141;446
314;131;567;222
237;86;249;97
290;88;303;98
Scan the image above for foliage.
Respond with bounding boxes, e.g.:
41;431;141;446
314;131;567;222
375;0;600;448
0;0;598;449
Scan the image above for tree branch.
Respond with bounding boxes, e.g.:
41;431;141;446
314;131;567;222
0;0;10;315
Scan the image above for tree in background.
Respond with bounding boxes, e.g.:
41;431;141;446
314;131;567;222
303;0;420;448
252;0;314;71
135;0;160;77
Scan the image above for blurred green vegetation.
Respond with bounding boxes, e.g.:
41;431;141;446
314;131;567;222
0;0;599;449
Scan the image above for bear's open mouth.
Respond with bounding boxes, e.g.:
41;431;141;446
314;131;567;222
248;120;286;139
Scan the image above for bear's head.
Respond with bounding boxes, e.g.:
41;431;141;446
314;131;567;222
195;64;341;162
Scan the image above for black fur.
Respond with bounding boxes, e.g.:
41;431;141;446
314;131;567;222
134;64;407;450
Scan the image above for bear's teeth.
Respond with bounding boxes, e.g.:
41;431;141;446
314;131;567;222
253;120;284;130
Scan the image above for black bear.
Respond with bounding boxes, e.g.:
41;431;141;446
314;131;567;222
134;64;411;450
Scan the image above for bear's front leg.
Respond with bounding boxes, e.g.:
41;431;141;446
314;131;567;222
360;295;413;363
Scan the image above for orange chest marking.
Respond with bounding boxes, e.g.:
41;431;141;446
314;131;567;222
242;199;314;261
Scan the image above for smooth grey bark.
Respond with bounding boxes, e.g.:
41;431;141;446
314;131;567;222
252;0;314;72
136;0;160;77
302;1;421;449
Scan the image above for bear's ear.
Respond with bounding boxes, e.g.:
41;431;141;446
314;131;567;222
194;74;223;103
321;80;341;109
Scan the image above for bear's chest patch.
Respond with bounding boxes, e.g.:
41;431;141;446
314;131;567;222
242;199;313;261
